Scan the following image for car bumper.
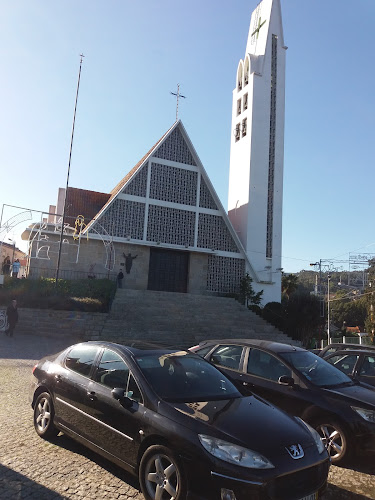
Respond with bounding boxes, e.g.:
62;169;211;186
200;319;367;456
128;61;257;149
184;455;330;500
29;375;38;406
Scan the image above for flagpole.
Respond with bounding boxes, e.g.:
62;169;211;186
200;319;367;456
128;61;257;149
55;54;84;284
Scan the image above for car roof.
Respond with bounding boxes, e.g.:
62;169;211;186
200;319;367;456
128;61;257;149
326;349;375;356
85;340;190;357
198;338;304;353
324;343;375;351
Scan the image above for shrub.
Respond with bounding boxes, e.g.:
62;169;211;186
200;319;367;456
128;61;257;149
0;277;116;312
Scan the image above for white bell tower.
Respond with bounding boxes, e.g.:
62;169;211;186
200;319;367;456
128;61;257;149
228;0;286;304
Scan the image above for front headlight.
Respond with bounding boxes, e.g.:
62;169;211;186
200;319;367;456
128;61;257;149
198;434;274;469
351;406;375;423
296;418;325;454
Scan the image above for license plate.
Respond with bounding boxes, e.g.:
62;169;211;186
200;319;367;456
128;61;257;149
299;493;317;500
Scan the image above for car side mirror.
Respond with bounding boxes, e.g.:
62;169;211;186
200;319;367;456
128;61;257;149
278;375;295;387
111;387;133;409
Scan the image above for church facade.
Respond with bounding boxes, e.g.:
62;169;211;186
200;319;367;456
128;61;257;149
24;0;286;304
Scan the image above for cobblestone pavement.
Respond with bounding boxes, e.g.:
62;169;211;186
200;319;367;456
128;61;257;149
0;333;374;499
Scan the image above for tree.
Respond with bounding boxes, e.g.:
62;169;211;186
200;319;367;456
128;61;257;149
331;297;367;332
238;273;263;308
284;293;322;347
282;274;298;299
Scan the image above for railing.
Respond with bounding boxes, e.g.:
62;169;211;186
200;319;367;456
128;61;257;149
320;336;373;349
27;267;117;281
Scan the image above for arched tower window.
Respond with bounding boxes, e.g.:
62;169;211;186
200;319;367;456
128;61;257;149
237;61;243;92
244;56;250;86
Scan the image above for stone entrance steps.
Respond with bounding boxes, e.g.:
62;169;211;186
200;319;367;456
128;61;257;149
98;289;300;349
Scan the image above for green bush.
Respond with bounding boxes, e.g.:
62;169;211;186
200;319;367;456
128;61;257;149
0;277;116;312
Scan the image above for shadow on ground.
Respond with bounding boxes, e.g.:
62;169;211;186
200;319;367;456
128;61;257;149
0;464;66;499
324;484;374;499
51;432;141;491
346;455;375;476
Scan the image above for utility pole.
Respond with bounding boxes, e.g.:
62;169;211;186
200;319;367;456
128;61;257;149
310;259;324;317
327;274;331;345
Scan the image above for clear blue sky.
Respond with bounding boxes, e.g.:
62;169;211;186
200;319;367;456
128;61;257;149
1;0;374;272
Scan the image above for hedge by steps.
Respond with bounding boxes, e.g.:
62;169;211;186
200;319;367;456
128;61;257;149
0;277;116;312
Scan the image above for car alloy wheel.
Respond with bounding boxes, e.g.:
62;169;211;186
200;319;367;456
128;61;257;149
33;392;58;439
315;421;348;464
140;445;186;500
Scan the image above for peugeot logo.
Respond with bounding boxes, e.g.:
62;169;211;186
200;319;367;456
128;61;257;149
286;444;304;459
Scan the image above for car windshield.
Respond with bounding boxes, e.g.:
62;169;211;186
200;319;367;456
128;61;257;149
135;351;241;402
280;351;353;388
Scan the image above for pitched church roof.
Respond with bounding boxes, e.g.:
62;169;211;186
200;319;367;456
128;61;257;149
86;120;258;281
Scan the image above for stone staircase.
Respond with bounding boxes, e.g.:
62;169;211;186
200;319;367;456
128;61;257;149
96;289;300;349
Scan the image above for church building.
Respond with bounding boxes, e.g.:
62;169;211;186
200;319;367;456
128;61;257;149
24;0;286;305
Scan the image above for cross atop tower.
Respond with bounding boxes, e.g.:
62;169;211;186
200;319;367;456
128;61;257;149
170;84;186;121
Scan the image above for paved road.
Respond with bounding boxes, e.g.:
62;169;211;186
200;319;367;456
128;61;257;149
0;333;374;499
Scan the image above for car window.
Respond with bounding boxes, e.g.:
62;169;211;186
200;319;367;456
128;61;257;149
322;347;340;357
127;374;143;404
194;346;213;358
360;356;375;377
136;352;241;402
280;351;352;387
65;345;99;377
210;345;243;370
95;349;129;389
247;348;291;381
326;354;359;375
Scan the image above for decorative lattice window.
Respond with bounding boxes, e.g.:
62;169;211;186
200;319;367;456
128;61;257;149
123;165;148;197
237;98;242;116
234;123;240;142
243;93;248;111
149;163;197;206
197;214;239;253
266;34;278;259
199;178;218;210
153;127;197;166
244;58;249;86
97;199;145;240
207;255;245;293
147;205;195;246
242;118;247;137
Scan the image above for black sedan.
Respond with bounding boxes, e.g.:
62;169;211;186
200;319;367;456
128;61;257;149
190;339;375;465
30;341;329;500
318;342;375;359
323;349;375;387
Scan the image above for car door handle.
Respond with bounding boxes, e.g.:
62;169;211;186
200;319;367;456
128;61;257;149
55;375;62;383
87;391;97;401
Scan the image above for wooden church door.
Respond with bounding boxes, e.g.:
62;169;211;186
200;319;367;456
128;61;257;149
148;248;189;293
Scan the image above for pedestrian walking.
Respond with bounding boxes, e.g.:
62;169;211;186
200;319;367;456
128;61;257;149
5;299;18;337
117;269;124;288
11;259;21;278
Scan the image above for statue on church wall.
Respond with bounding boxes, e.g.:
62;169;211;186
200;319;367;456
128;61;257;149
123;252;138;274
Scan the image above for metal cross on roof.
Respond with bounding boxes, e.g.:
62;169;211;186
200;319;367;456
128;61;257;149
170;84;186;121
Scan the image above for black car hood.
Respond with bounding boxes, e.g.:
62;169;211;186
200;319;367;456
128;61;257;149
323;383;375;407
159;395;314;455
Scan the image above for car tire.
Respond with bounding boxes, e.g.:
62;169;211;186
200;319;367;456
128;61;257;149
139;445;187;500
33;392;59;439
313;419;350;465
